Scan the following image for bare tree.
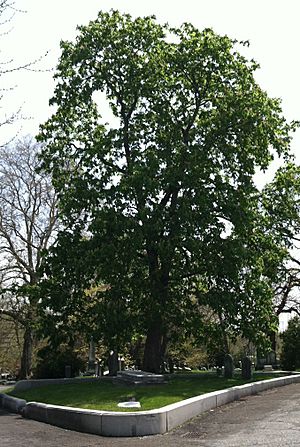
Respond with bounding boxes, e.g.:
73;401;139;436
0;137;58;378
0;314;23;375
0;1;48;145
274;259;300;318
0;1;24;138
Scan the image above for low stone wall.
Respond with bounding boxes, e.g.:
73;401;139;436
14;377;110;392
2;374;300;437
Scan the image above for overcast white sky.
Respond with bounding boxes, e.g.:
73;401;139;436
1;0;300;171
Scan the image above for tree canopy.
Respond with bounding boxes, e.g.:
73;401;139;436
39;10;298;372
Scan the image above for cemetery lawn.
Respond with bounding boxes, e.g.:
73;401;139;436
8;372;287;412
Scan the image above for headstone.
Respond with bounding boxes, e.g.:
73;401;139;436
241;356;252;380
65;365;72;378
108;350;119;376
118;356;125;371
266;351;276;366
168;358;174;374
256;356;266;369
216;367;222;376
87;336;96;373
224;354;234;379
95;359;102;377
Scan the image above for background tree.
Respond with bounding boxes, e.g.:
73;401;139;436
0;1;48;146
260;164;300;353
0;137;58;378
281;317;300;370
0;0;20;136
0;1;28;142
39;11;297;373
0;316;23;375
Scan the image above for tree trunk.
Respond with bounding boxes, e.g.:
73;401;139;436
19;327;33;379
218;312;229;354
143;243;170;373
142;322;165;373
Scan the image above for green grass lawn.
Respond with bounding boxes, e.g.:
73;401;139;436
8;372;287;412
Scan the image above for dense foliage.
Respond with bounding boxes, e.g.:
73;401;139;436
281;317;300;371
34;344;85;379
38;11;298;372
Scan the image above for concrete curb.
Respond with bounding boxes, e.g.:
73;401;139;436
2;374;300;437
0;393;26;414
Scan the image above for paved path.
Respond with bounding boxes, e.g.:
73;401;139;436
1;383;300;446
0;385;11;391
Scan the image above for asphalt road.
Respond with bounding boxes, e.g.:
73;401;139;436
1;383;300;446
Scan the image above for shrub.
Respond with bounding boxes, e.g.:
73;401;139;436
34;344;85;379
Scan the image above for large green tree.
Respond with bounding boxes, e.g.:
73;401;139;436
39;11;297;372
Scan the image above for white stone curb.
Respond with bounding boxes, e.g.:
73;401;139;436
2;374;300;437
0;393;26;414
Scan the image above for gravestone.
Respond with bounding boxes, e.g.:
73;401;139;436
224;354;234;379
266;351;276;366
95;359;102;377
168;358;174;374
65;365;72;378
241;356;252;380
118;356;125;371
108;350;119;376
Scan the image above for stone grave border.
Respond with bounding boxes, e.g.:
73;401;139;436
1;374;300;437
